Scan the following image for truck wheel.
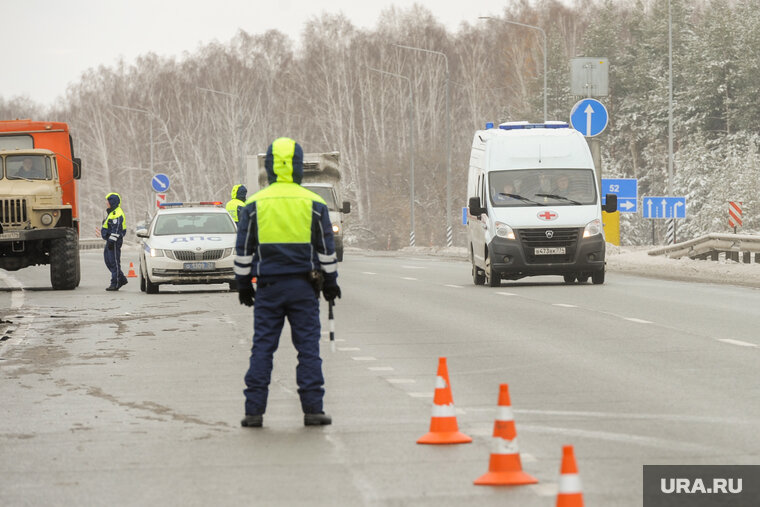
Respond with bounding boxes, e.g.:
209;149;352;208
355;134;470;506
50;229;79;290
336;247;344;262
471;248;485;285
592;269;605;285
485;256;500;287
577;274;590;283
563;274;576;283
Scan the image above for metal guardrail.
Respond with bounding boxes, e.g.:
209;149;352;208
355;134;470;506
79;238;105;250
648;233;760;262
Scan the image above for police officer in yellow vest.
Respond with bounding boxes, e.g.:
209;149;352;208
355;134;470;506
235;137;340;428
101;192;127;291
225;184;247;223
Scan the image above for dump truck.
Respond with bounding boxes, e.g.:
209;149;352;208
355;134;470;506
0;120;82;289
255;151;350;261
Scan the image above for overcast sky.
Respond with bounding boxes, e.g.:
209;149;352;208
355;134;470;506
3;0;510;106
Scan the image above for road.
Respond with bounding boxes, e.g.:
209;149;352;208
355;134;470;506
1;248;759;506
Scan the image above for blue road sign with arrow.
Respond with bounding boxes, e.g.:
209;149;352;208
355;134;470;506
642;196;686;219
601;178;637;213
570;98;608;137
151;173;170;192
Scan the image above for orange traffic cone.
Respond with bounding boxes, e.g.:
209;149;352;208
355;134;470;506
556;446;583;506
417;357;472;445
474;383;538;485
127;262;137;278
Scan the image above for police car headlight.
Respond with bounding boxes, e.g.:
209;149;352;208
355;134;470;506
40;213;54;225
150;248;165;257
583;219;602;238
223;248;233;257
495;221;515;239
332;224;340;234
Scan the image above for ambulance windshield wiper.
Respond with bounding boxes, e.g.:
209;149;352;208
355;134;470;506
497;193;546;206
534;193;582;205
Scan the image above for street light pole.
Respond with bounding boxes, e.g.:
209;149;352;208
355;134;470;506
367;66;416;247
667;0;674;195
111;104;153;175
480;17;547;122
391;44;453;247
197;86;244;184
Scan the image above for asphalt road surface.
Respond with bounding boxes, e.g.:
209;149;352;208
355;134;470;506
1;248;759;506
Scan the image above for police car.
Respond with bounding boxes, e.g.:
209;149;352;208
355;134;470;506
136;202;237;293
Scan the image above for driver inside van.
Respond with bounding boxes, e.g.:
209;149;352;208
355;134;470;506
494;180;517;202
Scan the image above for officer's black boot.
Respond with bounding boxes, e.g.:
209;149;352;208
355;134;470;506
118;276;128;288
304;412;332;426
241;414;263;428
105;285;118;291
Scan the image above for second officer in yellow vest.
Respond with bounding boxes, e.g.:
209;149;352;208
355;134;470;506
225;184;247;223
101;192;127;291
235;137;339;428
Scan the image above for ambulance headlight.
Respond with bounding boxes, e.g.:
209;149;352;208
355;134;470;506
495;221;515;239
150;248;164;257
583;219;602;238
332;223;340;234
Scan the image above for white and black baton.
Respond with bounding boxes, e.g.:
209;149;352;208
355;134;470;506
328;299;335;352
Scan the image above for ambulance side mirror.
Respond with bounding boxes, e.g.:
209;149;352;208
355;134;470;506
603;194;618;213
341;201;351;214
468;197;486;217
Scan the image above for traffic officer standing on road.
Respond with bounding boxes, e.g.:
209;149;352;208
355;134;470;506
101;192;127;291
225;184;247;223
235;137;340;428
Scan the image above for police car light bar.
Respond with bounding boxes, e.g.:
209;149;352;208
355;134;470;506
498;121;569;130
158;201;223;208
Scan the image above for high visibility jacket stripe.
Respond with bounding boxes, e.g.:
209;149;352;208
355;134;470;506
559;473;582;493
234;265;251;276
318;252;337;263
322;262;337;273
431;403;456;418
235;255;253;263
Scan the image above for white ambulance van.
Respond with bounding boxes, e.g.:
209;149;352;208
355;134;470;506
467;121;617;286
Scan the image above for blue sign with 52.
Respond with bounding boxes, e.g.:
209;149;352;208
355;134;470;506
601;178;637;213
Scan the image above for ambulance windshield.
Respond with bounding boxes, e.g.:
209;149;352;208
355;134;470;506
489;169;597;207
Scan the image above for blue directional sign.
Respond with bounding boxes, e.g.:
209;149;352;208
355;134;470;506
642;196;686;219
601;178;638;213
151;173;170;192
570;98;608;137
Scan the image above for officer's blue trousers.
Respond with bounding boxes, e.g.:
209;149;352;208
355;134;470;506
244;277;324;415
103;242;124;287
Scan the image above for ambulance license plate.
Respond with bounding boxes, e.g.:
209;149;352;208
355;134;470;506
534;247;566;255
183;262;215;271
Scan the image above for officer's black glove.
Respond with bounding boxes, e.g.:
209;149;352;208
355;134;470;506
107;241;115;250
238;283;255;307
322;283;341;303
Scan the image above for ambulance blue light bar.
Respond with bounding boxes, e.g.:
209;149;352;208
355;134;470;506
498;121;569;130
158;201;223;208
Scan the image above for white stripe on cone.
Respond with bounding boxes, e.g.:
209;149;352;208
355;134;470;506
558;473;582;494
435;376;447;389
492;436;520;454
497;406;514;421
431;403;456;417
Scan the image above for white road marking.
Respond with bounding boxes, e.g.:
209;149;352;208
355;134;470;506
717;338;758;348
338;347;361;351
530;483;558;497
351;356;376;361
408;392;434;398
401;277;418;281
444;284;463;289
368;366;394;372
496;292;516;296
625;317;653;324
553;303;577;308
0;271;24;310
387;378;416;384
362;271;377;275
402;264;426;268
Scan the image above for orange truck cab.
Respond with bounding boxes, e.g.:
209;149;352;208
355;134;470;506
0;119;82;289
